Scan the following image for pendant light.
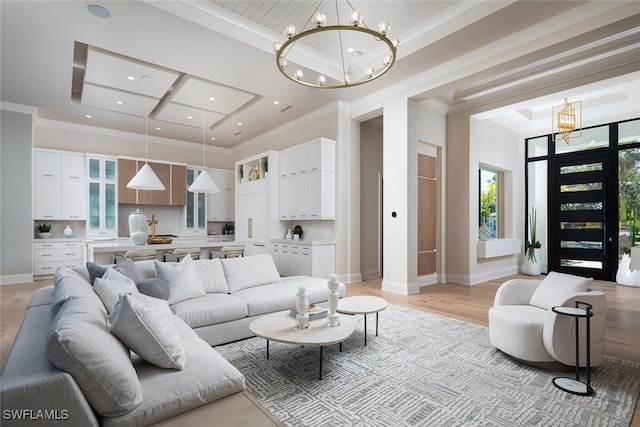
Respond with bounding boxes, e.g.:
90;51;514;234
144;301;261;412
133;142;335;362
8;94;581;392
188;96;220;193
127;75;165;190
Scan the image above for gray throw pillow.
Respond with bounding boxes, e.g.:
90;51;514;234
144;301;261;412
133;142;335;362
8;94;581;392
137;277;171;300
94;275;139;313
109;293;185;370
46;298;143;417
154;254;206;305
86;257;144;285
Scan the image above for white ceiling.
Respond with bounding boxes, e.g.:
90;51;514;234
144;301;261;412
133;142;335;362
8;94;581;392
1;1;639;150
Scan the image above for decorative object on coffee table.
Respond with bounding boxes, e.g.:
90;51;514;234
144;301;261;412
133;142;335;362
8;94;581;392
337;296;387;346
326;274;340;327
295;286;309;330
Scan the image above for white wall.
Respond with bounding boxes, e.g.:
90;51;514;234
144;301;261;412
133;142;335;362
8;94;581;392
468;117;522;284
360;118;383;280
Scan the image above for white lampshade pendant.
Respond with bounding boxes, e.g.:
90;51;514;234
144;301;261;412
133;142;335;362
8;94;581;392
189;170;220;193
127;163;165;190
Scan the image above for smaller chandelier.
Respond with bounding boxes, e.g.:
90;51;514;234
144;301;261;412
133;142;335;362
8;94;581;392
552;98;582;144
273;0;398;89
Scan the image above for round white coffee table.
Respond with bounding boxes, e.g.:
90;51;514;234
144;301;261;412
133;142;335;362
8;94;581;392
337;296;387;346
249;310;357;380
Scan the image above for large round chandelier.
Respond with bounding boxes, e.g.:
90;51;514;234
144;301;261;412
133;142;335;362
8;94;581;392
273;0;399;89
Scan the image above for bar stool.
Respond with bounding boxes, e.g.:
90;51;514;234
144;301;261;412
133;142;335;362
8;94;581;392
163;247;201;262
220;245;244;258
115;249;158;263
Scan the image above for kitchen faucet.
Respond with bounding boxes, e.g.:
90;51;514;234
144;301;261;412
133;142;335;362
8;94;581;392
147;213;158;237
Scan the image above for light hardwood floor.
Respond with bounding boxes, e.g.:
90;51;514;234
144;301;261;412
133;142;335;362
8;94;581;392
2;274;639;425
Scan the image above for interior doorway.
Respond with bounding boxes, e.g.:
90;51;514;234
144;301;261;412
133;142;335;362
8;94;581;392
418;144;441;284
360;117;383;280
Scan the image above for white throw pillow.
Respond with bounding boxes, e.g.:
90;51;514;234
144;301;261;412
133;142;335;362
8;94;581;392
94;276;139;313
109;293;185;370
529;271;592;310
222;253;281;293
193;258;229;293
154;254;206;305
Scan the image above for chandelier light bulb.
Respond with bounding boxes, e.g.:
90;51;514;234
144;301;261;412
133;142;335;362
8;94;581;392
366;67;375;78
285;24;296;39
294;69;304;80
272;42;282;54
314;12;326;27
392;38;400;48
280;59;288;70
383;55;392;67
378;21;390;35
317;75;326;86
350;10;362;26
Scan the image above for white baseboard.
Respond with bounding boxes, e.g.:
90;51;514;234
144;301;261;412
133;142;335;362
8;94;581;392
361;269;381;281
469;266;519;286
418;273;438;287
0;273;34;285
381;279;420;295
339;272;362;284
446;273;471;285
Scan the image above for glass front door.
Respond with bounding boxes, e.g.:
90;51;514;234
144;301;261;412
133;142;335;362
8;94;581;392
548;151;617;280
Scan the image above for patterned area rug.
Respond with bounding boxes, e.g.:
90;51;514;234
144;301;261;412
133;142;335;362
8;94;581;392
216;305;640;426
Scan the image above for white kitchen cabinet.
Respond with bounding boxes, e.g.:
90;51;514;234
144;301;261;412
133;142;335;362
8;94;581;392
86;155;118;239
33;240;83;276
235;151;283;250
270;241;335;278
279;138;335;220
183;167;208;237
207;169;234;221
34;149;86;220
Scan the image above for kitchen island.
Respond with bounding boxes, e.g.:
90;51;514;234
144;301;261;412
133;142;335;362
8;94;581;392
86;236;242;264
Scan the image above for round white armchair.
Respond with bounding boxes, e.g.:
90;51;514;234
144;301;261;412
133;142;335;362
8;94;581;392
488;272;606;368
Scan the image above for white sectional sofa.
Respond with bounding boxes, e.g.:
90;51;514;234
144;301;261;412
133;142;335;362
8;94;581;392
0;253;345;426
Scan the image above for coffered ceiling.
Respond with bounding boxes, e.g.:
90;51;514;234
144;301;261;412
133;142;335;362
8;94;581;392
1;1;639;150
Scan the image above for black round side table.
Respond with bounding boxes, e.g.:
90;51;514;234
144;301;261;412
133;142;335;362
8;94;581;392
551;301;594;396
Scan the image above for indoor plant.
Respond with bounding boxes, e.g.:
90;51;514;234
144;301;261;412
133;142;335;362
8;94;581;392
36;223;52;238
523;207;541;275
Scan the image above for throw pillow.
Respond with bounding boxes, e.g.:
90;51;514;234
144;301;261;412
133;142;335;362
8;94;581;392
46;297;143;417
154;254;206;305
137;277;171;300
86;257;144;285
193;258;229;293
94;276;139;313
222;253;281;293
529;271;592;310
109;293;185;370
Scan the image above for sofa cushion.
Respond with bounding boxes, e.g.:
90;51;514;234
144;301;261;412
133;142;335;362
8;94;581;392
94;276;139;314
222;253;281;293
52;268;105;319
46;298;143;417
234;276;343;317
170;293;248;328
529;271;592;310
193;258;229;293
109;293;185;370
101;337;245;427
154;255;206;305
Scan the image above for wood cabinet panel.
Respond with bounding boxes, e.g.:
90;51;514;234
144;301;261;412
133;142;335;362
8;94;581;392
171;164;186;206
118;158;138;204
137;162;170;205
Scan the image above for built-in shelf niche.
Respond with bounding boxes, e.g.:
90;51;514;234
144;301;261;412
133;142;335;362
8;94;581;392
477;238;521;258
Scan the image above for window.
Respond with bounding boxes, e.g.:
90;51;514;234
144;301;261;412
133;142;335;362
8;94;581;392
479;167;501;239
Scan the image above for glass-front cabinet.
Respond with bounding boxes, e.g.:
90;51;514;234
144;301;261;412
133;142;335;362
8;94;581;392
183;167;207;236
86;155;118;239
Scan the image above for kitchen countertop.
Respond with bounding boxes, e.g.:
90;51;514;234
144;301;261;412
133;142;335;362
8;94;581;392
270;238;336;246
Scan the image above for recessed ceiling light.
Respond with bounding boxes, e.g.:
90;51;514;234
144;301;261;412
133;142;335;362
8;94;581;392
85;114;92;118
210;137;216;141
208;97;215;101
155;127;161;131
347;47;355;53
274;101;280;105
237;122;242;126
87;4;111;18
116;101;123;105
127;76;135;81
187;116;193;120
